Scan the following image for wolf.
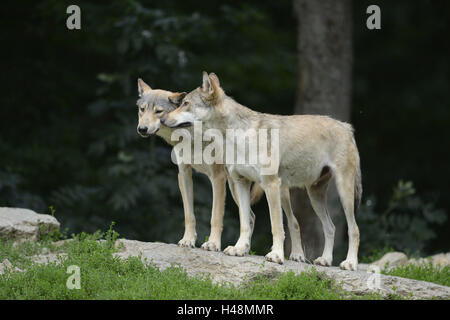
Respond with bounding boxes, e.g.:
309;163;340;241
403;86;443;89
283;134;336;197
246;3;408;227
136;78;304;261
136;78;225;251
161;72;362;270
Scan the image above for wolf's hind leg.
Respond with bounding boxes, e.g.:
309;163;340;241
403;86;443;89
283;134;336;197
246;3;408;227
262;175;285;264
280;186;305;262
335;167;360;271
177;164;197;248
229;178;256;235
307;168;334;267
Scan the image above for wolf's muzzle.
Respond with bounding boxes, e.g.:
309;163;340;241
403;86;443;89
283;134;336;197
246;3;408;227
161;119;192;128
138;126;148;135
175;122;192;128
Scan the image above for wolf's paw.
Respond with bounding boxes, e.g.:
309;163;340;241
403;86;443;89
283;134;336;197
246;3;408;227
314;256;332;267
178;237;196;248
289;252;306;263
224;244;248;257
201;240;221;252
340;259;358;271
265;251;284;264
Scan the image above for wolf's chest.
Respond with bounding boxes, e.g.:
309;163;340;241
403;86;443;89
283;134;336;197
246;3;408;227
226;164;262;183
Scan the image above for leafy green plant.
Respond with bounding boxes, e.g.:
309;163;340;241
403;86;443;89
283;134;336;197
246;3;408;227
0;170;45;210
360;245;395;264
358;180;447;258
0;0;295;254
37;206;69;242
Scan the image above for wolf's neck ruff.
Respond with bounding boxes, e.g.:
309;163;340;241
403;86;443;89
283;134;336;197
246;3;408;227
156;125;178;145
205;96;259;131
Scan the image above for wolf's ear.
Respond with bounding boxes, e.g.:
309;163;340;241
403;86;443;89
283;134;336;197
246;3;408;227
168;92;187;106
208;73;220;88
201;71;213;95
138;78;152;97
201;71;223;103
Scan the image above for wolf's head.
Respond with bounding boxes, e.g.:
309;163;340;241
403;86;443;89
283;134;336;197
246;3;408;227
161;71;224;128
136;78;186;137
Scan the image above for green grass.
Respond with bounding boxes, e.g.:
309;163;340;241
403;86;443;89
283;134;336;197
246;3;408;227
6;226;447;299
360;246;450;287
2;229;447;299
0;228;383;300
383;263;450;287
0;240;47;269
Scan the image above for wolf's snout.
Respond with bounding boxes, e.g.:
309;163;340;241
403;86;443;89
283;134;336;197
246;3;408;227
160;116;172;127
160;118;174;127
161;117;192;128
138;126;148;134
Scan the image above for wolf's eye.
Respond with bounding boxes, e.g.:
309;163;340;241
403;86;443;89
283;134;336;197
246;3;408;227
182;101;189;107
154;108;164;114
139;106;145;112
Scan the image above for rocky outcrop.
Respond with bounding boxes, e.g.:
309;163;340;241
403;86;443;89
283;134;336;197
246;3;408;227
368;252;409;269
0;207;60;242
359;251;450;271
0;259;23;273
1;208;448;299
113;239;450;300
409;252;450;268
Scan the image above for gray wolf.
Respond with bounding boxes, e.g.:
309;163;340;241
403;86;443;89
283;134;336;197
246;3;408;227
162;72;362;270
137;78;225;250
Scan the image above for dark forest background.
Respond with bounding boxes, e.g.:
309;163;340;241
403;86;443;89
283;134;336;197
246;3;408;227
0;0;448;262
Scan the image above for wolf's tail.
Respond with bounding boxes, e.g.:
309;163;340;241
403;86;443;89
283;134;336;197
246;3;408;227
354;146;363;212
250;183;265;205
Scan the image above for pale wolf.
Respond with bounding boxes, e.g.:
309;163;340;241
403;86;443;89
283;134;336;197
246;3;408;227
162;72;362;270
136;78;304;260
136;78;225;250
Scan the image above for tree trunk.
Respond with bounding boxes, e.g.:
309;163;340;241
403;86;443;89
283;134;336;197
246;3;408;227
288;0;353;262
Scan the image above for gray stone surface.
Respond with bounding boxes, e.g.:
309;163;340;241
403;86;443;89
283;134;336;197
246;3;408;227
0;206;448;299
408;253;450;268
114;239;450;300
0;259;23;273
370;252;409;269
359;251;450;273
31;253;67;265
0;207;60;242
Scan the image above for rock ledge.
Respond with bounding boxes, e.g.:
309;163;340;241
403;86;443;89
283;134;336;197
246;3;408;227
114;239;450;300
0;207;60;242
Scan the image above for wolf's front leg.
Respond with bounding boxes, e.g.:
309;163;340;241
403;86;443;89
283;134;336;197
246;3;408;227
177;164;197;248
262;175;285;264
224;176;253;257
201;166;226;252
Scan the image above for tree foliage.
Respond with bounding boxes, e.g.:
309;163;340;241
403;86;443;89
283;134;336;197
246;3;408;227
0;0;448;255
